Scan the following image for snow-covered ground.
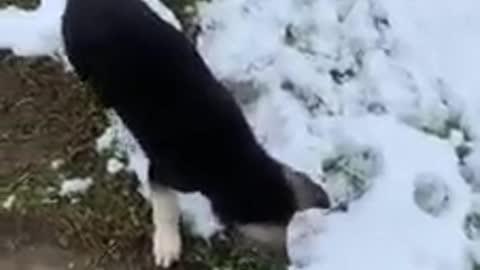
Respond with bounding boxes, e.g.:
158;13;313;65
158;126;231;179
1;0;480;269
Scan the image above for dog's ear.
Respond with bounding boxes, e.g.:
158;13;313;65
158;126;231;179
282;165;330;210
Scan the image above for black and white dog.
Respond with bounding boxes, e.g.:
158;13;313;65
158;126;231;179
61;0;330;267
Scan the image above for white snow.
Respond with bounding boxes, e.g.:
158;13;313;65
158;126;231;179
50;158;64;170
1;0;480;269
177;192;224;238
106;158;126;174
0;0;65;57
2;194;16;210
58;177;93;197
288;116;472;270
194;0;480;269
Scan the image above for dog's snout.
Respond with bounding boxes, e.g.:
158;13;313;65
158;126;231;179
283;164;331;210
314;186;330;209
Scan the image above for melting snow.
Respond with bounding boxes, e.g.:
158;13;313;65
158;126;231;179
2;194;16;210
106;158;126;174
0;0;479;269
58;177;93;197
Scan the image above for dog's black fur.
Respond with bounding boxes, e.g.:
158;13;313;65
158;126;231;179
61;0;329;232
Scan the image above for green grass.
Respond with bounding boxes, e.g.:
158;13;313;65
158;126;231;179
0;0;38;9
2;150;286;269
163;0;204;19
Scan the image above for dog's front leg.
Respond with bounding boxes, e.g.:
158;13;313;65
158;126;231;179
150;185;181;268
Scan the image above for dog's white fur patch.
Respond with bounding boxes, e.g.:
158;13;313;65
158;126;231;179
139;0;182;30
150;186;181;268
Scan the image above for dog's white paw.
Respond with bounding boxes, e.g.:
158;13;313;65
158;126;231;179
153;223;181;268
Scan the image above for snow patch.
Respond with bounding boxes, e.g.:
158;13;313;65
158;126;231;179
59;177;93;197
106;158;125;174
50;159;64;170
177;192;224;238
0;0;65;57
2;195;16;210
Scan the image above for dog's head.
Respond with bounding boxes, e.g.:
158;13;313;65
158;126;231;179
281;164;330;211
236;164;330;254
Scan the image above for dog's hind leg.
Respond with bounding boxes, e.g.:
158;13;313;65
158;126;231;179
150;184;181;268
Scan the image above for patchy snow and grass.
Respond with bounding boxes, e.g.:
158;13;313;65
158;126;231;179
288;116;472;270
1;0;480;269
194;0;480;269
